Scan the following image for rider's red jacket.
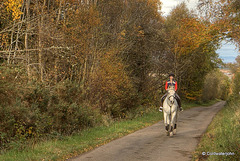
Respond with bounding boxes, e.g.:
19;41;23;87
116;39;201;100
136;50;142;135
165;79;177;91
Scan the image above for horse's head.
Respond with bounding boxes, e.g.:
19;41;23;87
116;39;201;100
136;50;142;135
167;86;175;94
167;86;175;104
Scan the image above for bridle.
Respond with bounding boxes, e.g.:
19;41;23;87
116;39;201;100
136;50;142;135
167;94;175;107
167;88;175;107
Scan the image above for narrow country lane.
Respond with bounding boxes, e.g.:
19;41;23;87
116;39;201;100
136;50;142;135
69;101;226;161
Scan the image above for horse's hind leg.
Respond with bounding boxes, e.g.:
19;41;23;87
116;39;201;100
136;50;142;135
174;109;178;130
169;114;174;137
172;112;177;135
171;111;177;135
164;112;170;135
165;124;170;136
169;126;174;137
173;124;177;135
165;124;169;131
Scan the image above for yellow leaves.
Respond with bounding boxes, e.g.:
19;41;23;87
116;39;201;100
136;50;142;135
118;29;127;41
119;26;145;41
4;0;23;20
14;121;36;138
147;0;159;7
91;49;132;98
120;29;126;38
182;91;197;101
28;126;33;135
174;17;214;56
138;29;144;37
133;25;145;39
0;33;10;47
88;6;101;26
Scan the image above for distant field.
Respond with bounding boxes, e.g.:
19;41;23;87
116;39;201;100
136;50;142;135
219;68;234;79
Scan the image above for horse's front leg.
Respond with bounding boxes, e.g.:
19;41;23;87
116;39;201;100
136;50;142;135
170;110;177;127
163;111;170;126
171;109;178;135
163;111;170;136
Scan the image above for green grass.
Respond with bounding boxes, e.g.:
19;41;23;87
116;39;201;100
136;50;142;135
192;99;240;161
0;100;219;161
182;99;220;110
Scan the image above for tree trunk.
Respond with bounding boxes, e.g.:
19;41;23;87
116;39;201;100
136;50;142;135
13;3;25;64
174;42;178;77
54;0;64;84
7;21;15;64
25;0;31;79
82;56;88;87
38;0;47;82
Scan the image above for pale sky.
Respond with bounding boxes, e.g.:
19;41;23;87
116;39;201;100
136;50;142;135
161;0;239;63
161;0;199;16
216;41;240;63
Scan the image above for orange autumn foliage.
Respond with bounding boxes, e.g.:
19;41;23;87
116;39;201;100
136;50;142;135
175;18;216;57
4;0;23;20
90;48;133;100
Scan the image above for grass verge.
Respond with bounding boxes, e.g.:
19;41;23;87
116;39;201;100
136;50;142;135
192;99;240;161
0;100;219;161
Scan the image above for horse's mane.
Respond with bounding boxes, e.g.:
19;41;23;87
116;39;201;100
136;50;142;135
167;86;175;92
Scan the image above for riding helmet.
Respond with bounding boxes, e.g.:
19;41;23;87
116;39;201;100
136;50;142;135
169;73;175;77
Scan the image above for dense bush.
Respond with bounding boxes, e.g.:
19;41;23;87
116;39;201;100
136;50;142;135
0;64;144;151
48;102;103;134
0;64;27;106
0;70;104;150
202;69;230;101
232;72;240;97
0;100;103;150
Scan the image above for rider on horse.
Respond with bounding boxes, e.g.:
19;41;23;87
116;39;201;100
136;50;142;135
159;73;183;112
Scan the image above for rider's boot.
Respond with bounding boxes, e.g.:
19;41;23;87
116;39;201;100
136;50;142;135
159;106;163;112
159;100;163;112
179;106;183;112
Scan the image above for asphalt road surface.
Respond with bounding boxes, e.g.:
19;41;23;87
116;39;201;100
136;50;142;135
69;101;226;161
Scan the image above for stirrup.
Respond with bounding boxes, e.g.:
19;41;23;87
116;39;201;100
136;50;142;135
179;107;183;112
159;106;163;112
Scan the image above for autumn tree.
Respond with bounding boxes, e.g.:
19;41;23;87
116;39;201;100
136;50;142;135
198;0;240;47
227;55;240;97
165;3;221;100
120;0;165;98
202;69;230;101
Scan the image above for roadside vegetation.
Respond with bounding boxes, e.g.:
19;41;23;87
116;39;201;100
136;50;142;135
192;1;240;159
193;99;240;161
0;100;219;161
193;56;240;161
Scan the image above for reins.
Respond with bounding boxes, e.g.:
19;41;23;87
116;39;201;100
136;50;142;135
167;94;175;107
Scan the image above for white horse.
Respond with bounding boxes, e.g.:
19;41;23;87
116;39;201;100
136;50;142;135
163;86;179;136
